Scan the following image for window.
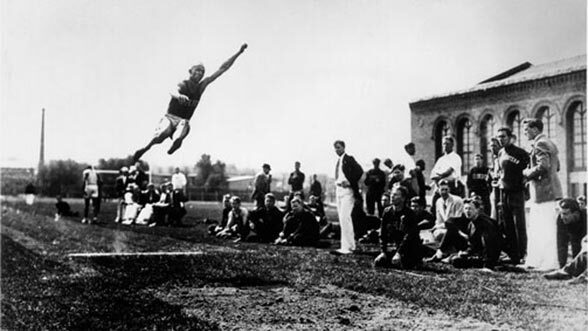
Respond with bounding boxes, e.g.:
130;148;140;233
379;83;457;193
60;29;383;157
570;102;586;170
536;106;557;139
480;114;496;165
457;118;474;171
434;120;450;160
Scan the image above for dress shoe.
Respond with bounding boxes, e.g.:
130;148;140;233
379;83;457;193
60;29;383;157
543;270;571;280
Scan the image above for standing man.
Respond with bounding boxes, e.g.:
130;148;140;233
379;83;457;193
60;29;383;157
430;136;463;217
288;161;306;199
364;158;387;217
114;166;130;223
82;165;102;224
171;167;188;194
331;140;364;255
497;127;530;265
251;163;272;208
309;174;323;201
466;154;491;215
522;118;562;270
133;44;247;160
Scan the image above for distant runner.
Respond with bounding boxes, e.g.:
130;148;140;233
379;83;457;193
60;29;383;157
133;43;248;160
82;165;102;224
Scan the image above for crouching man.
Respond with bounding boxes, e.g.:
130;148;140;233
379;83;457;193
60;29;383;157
448;198;502;270
374;186;423;269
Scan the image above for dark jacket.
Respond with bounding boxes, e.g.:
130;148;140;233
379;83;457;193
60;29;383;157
466;213;502;268
249;206;284;242
498;144;530;192
339;154;364;199
364;168;386;194
466;166;491;196
288;170;305;192
380;206;420;257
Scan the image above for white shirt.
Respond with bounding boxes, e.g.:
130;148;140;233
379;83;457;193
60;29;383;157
431;151;462;181
83;168;99;186
335;153;347;186
396;151;416;174
435;194;464;227
171;172;187;190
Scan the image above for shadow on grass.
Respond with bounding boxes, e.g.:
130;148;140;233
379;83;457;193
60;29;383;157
1;235;218;331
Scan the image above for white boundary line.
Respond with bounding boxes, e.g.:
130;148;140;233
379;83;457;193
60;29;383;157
68;251;205;258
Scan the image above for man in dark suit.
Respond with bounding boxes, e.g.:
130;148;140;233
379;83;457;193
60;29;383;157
331;140;364;255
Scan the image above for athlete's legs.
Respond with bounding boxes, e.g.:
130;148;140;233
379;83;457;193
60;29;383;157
133;117;174;160
167;120;191;155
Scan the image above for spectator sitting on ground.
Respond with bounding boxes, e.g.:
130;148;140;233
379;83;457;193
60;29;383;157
410;196;435;230
359;193;392;244
307;195;326;225
136;183;160;225
122;184;141;225
374;186;423;269
556;198;587;268
577;195;586;210
54;195;79;221
275;197;319;247
280;195;293;214
427;199;502;271
431;179;464;244
544;236;587;284
209;194;232;236
152;183;173;226
217;196;249;240
246;193;284;243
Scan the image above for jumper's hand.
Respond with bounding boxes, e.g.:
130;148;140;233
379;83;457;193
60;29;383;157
240;43;248;52
177;94;190;105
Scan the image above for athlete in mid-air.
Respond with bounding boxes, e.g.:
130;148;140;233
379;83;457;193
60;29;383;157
133;43;248;161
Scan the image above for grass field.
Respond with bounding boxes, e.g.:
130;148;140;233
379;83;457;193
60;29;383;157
1;196;587;330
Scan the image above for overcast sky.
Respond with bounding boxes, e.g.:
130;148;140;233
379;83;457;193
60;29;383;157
1;0;586;175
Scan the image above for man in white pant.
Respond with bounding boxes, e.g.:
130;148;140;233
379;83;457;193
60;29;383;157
331;140;364;255
523;118;562;270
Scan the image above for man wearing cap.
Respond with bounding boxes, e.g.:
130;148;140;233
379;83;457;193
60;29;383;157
252;164;272;208
555;198;587;268
522;118;561;270
133;43;247;160
331;140;364;255
396;142;417;176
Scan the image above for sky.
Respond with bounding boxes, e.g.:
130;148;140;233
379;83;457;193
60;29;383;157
1;0;586;176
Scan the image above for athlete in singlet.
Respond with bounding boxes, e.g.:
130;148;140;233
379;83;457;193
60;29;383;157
82;165;102;224
133;43;247;161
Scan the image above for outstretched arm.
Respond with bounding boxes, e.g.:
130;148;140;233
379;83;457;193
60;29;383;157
201;43;247;88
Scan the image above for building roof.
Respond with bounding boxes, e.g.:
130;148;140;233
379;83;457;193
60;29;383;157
411;54;586;104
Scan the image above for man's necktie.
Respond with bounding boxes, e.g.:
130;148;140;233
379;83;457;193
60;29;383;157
335;158;340;180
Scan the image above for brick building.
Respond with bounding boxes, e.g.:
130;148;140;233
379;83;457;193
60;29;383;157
410;55;586;197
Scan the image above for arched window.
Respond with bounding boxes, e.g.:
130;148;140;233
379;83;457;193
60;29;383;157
569;101;586;170
480;114;496;165
507;111;522;146
536;106;557;139
434;120;450;160
457;118;474;171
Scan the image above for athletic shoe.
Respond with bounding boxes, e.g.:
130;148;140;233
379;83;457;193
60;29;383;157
543;270;571;280
148;223;157;227
114;217;121;223
81;218;88;224
122;219;133;225
54;214;60;222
